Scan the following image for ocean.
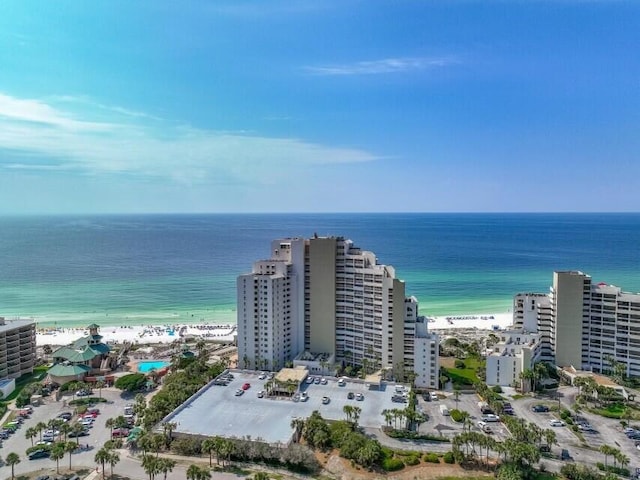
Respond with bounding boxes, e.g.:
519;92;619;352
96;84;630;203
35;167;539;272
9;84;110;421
0;213;639;328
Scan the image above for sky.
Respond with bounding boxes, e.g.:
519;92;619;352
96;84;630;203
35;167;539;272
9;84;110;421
0;0;638;214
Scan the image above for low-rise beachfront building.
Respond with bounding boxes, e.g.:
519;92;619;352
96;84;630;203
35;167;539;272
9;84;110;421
47;324;113;385
0;317;36;380
237;236;439;387
292;351;336;376
485;330;541;390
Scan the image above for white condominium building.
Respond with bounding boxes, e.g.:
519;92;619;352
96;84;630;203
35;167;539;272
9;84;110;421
485;330;541;388
512;271;640;378
237;236;439;387
0;317;36;380
512;293;554;362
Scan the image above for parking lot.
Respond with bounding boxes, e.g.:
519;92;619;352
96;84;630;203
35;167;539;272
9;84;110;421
0;388;143;478
166;370;402;444
418;392;510;441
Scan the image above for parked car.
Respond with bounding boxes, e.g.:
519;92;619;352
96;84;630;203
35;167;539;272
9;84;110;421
355;393;364;401
28;450;50;460
338;378;346;386
112;428;129;438
300;392;309;402
482;414;500;422
322;396;330;404
392;394;407;403
87;408;100;415
306;376;314;384
235;388;244;396
58;412;73;421
257;390;265;398
68;430;89;438
242;383;251;390
561;449;572;461
347;392;355;400
258;373;266;380
478;421;492;433
549;419;566;427
532;404;549;413
76;390;91;397
314;377;321;384
320;378;328;385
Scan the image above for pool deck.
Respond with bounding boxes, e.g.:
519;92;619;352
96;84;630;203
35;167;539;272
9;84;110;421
134;360;170;373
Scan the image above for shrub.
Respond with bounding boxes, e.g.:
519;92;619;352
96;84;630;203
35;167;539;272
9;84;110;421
69;397;108;406
114;373;147;392
491;385;503;393
454;359;466;369
382;427;450;442
443;451;455;464
27;443;52;454
596;463;630;477
170;437;202;456
424;453;440;463
404;455;420;466
381;457;404;472
450;409;464;422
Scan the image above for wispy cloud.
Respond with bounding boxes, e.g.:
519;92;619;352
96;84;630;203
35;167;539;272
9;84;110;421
304;56;459;76
0;92;376;186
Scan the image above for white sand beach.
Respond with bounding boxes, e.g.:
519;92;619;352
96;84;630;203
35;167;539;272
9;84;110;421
428;312;513;331
36;323;237;347
34;311;513;347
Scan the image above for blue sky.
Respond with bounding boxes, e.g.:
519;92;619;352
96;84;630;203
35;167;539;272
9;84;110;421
0;0;638;214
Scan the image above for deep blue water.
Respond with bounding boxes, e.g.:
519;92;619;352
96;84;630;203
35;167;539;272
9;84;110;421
0;213;638;326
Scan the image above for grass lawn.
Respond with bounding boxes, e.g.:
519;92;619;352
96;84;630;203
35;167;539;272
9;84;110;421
445;357;484;386
589;402;640;419
1;365;49;403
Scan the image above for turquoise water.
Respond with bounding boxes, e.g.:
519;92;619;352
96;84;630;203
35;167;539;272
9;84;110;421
0;213;639;327
137;361;169;373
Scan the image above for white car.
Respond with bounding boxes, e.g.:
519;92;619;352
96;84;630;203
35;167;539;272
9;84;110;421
80;419;94;427
306;376;314;384
234;388;244;396
300;392;309;402
257;390;265;398
322;396;330;404
320;378;328;385
258;373;266;380
549;419;566;427
355;393;364;401
337;378;346;386
481;414;500;422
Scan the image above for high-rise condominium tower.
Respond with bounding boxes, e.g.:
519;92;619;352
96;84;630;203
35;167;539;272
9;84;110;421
237;236;438;388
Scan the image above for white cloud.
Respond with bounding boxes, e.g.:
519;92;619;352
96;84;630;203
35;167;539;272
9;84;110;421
304;56;459;76
0;92;376;186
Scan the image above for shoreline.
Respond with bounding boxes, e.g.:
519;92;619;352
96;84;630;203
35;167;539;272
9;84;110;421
32;310;513;347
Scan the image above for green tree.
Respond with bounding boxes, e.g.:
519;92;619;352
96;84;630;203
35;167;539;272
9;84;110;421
158;457;176;480
50;442;66;474
186;464;211;480
107;450;120;478
600;445;616;468
25;426;37;446
70;422;85;444
35;421;47;442
253;473;270;480
6;452;20;480
95;447;110;479
65;441;77;470
201;438;216;466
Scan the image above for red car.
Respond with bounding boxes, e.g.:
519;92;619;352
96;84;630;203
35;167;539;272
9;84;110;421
112;428;129;438
242;383;251;390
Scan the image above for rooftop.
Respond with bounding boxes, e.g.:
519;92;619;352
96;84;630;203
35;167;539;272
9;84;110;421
166;370;404;444
0;318;35;335
275;366;309;384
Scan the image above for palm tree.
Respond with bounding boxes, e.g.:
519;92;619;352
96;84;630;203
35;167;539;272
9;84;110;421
95;447;110;479
343;405;353;423
519;368;535;393
161;421;177;447
186;464;204;480
534;362;549;392
60;421;72;442
96;380;106;399
25;426;37;446
6;452;20;480
35;421;47;441
70;422;85;444
61;441;75;470
142;454;160;480
50;442;66;474
543;428;557;449
352;406;362;429
107;450;120;478
201;438;215;466
290;418;305;444
105;418;115;437
453;385;461;410
600;445;616;468
158;457;176;480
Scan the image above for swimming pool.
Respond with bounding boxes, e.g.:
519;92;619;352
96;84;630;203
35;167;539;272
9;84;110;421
137;360;169;373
